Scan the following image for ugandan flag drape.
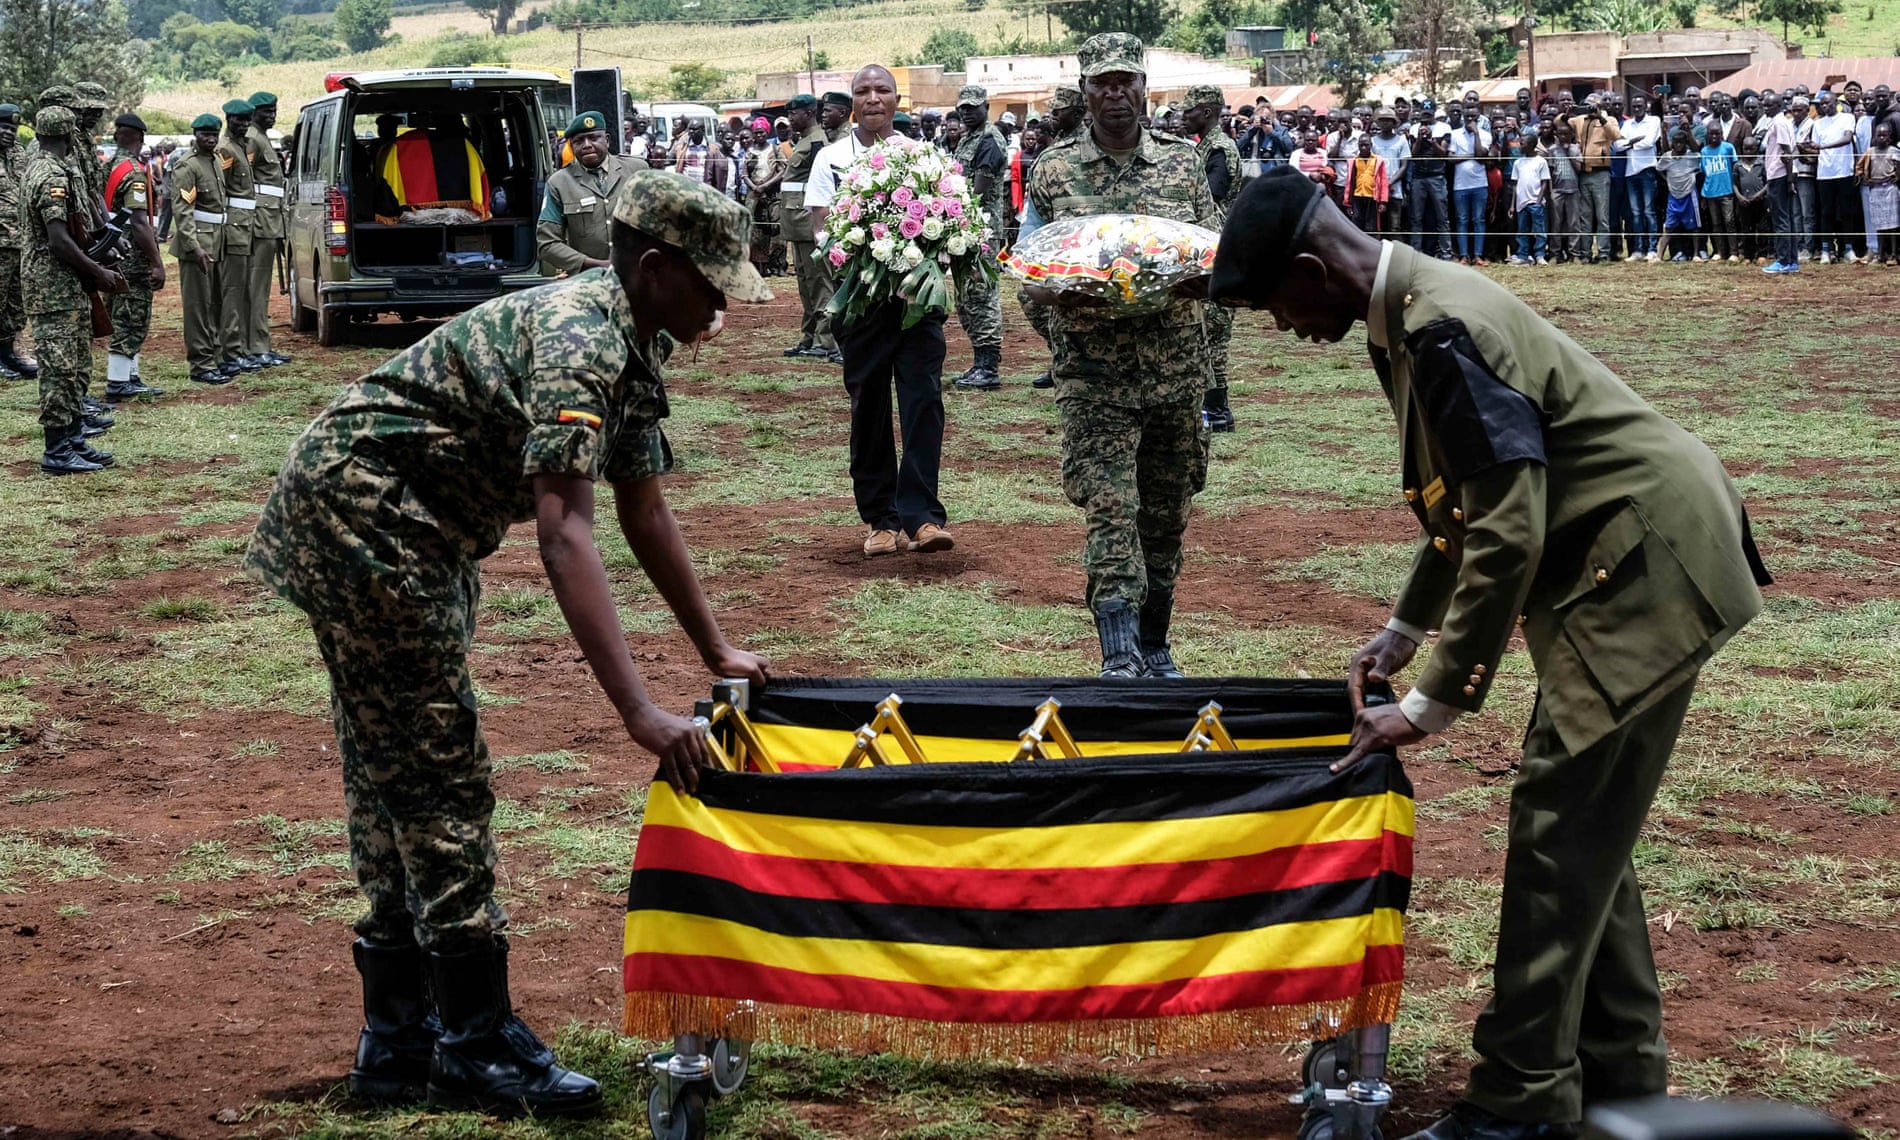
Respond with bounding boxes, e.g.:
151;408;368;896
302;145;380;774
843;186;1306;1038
731;677;1362;771
623;749;1412;1059
376;130;491;221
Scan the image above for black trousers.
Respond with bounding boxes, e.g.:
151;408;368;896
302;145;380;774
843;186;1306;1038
1816;177;1863;258
837;302;948;535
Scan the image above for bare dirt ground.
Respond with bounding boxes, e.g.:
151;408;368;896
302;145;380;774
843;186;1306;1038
1;270;1896;1140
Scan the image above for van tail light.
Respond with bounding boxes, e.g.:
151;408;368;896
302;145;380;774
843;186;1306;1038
325;187;349;255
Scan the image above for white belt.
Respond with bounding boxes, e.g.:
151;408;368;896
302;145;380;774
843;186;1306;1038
228;197;256;210
192;209;226;223
780;181;806;192
255;185;286;198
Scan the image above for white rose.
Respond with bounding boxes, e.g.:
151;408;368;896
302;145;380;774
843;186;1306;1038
921;217;943;240
847;226;867;246
904;242;923;262
870;238;895;262
946;234;968;256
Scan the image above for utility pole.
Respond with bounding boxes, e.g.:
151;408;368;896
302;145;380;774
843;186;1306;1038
574;22;583;69
1045;2;1053;42
1524;0;1537;104
807;34;815;95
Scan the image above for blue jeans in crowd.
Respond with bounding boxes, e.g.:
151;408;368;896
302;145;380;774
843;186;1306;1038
1767;176;1799;266
1516;203;1547;261
1410;178;1451;257
1625;167;1660;255
1454;186;1488;260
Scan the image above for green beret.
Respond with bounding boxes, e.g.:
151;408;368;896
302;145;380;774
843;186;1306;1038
34;105;74;138
0;103;19;119
820;91;851;110
893;111;912;127
784;94;817;112
566;111;607;138
222;98;254;116
192;113;221;131
247;91;278;108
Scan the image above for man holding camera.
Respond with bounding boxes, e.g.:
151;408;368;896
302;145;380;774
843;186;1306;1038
1566;94;1623;263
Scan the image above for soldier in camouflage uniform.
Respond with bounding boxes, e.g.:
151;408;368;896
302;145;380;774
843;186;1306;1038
951;84;1009;390
1182;84;1242;432
243;93;291;367
22;106;124;474
1027;32;1215;679
71;83;112;206
1018;86;1086;390
0;103;38;381
104;113;166;401
245;170;771;1117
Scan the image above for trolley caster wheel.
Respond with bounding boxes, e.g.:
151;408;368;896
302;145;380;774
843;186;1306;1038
710;1037;750;1097
647;1084;707;1140
1297;1108;1383;1140
1303;1039;1348;1089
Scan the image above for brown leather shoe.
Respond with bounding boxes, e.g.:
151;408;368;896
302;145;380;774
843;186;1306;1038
907;523;955;553
863;529;902;557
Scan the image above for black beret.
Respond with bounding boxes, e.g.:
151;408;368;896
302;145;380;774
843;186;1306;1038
1208;166;1326;308
115;112;147;132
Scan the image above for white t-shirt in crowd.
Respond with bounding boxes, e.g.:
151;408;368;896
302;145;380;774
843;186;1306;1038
1814;110;1858;179
1513;155;1550;209
805;129;921;210
1449;122;1491;192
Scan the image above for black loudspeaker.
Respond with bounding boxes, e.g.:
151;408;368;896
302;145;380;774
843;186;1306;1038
571;66;624;150
1585;1098;1853;1140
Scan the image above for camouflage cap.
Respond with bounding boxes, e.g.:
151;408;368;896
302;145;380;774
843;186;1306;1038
222;98;254;116
1077;31;1145;78
39;84;75;110
610;169;772;304
247;90;279;107
567;110;608;138
34;105;74;138
73;81;109;110
1050;86;1084;112
1185;83;1224;108
784;93;818;112
192;113;221;131
956;84;988;107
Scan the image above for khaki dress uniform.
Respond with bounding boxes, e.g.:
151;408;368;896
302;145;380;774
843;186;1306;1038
1367;241;1769;1126
246;122;288;359
536;152;645;274
780;121;836;354
169;147;229;376
216;124;257;366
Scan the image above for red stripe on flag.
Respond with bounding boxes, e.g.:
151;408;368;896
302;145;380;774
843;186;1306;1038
633;824;1411;910
624;944;1404;1022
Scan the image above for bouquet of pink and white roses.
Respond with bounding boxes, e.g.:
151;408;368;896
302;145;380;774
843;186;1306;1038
817;139;1000;330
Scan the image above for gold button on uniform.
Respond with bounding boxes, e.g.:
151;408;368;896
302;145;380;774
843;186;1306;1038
1403;292;1414;307
1433;536;1448;551
1452;507;1464;521
1463;685;1477;696
1474;664;1487;675
1468;674;1483;686
1595;567;1610;583
1404;488;1418;503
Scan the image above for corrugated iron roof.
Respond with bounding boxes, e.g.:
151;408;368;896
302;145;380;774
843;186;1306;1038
1706;56;1900;94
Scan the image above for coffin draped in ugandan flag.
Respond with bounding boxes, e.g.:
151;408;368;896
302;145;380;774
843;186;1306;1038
622;678;1412;1060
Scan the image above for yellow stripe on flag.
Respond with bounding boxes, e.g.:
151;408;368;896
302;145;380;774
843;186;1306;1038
750;722;1351;768
625;908;1405;991
645;784;1414;871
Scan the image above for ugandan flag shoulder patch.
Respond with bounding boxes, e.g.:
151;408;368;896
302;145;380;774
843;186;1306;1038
557;408;603;429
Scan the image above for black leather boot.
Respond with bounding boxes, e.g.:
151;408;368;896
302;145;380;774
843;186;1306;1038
954;346;1002;390
40;426;103;475
348;938;441;1103
1030;370;1054;389
1139;588;1184;678
1095;598;1145;678
1202;387;1235;432
425;938;601;1117
77;441;115;467
1;338;39;378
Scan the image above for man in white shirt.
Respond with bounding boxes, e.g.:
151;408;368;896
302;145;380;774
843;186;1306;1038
1615;95;1663;260
805;65;954;559
1448;107;1492;264
1808;91;1861;262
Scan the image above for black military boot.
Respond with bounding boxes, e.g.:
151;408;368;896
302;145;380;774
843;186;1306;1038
1031;371;1054;389
40;426;103;475
81;414;113;438
77;440;115;467
0;338;39;378
1202;387;1235;433
1139;588;1184;678
1095;598;1146;678
425;937;602;1118
348;938;442;1103
954;346;1002;390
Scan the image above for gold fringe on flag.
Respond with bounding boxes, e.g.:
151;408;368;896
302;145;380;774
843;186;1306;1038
623;982;1403;1059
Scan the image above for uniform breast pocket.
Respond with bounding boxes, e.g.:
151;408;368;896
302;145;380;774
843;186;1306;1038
1554;500;1724;708
569;195;598;214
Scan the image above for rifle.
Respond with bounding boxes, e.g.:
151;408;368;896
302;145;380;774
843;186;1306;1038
69;205;130;340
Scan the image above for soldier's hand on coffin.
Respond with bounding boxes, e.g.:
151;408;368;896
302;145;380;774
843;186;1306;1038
1024;283;1107;309
628;705;711;794
1347;628;1418;712
1170;276;1210;300
1336;701;1427;773
702;641;770;685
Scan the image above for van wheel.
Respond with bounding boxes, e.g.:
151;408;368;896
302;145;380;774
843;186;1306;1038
316;295;343;348
288;256;315;334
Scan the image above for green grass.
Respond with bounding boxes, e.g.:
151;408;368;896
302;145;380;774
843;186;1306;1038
0;827;114;891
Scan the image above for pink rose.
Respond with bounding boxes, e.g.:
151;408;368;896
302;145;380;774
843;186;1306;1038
927;196;947;215
891;186;914;206
944;199;964;218
950;160;964;174
847;200;862;221
899;216;924;239
874;192;886;203
871;222;889;240
906;200;928;220
827;245;849;267
869;151;888;169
